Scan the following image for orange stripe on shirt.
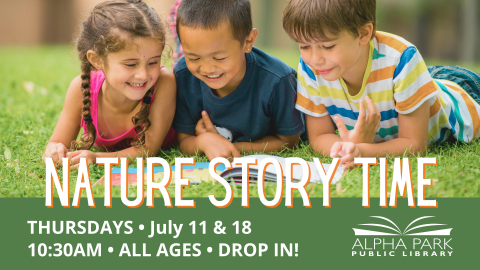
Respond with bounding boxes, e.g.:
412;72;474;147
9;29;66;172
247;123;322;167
429;97;441;117
296;92;327;115
447;83;480;138
367;65;396;85
376;32;408;53
396;80;437;111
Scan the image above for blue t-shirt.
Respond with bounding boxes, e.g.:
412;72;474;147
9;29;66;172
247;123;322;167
172;47;303;143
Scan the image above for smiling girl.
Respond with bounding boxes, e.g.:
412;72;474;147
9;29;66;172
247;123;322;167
44;0;176;167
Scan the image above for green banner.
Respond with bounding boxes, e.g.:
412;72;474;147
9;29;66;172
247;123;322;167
0;198;478;269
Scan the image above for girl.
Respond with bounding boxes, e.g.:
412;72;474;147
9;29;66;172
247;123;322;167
44;0;176;167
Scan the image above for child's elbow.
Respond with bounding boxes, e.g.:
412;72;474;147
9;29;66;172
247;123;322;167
408;140;428;156
280;133;300;149
140;144;160;158
283;142;297;150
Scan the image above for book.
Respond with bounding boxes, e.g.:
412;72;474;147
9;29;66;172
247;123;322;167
93;155;343;186
220;155;344;184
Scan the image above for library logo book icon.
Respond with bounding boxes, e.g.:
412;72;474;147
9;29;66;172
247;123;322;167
352;216;452;236
351;216;454;257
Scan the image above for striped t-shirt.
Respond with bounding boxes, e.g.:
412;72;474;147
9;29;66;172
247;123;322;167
296;31;480;144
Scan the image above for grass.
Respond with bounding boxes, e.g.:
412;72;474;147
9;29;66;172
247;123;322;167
0;45;479;199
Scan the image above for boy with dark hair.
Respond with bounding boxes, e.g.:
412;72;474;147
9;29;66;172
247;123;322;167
173;0;303;160
283;0;480;169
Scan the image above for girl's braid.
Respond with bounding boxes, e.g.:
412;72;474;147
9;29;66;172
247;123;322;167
131;86;155;148
71;59;97;150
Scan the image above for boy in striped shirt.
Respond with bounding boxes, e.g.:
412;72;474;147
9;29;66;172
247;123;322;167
283;0;480;169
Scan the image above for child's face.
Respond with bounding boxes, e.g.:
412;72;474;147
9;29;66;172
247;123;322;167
297;29;371;83
96;37;163;101
179;22;255;95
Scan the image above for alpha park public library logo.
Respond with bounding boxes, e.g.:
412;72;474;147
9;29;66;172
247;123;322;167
351;216;453;257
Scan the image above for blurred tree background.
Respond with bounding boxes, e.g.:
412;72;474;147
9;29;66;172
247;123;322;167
0;0;478;65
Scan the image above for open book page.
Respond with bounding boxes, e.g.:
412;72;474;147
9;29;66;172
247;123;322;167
94;155;343;186
224;155;344;184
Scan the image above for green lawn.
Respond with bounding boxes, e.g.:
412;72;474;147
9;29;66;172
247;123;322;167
0;46;479;199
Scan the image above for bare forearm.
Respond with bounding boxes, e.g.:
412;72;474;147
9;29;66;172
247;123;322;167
233;135;298;154
178;136;203;156
47;136;77;152
357;138;427;157
310;133;343;156
93;145;161;161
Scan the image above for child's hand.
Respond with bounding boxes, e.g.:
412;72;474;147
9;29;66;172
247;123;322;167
195;110;219;136
43;142;68;164
334;96;381;144
197;132;240;161
330;142;361;170
66;150;97;169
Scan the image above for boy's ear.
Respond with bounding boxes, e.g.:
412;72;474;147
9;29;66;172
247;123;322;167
86;50;104;70
244;28;258;53
358;23;374;46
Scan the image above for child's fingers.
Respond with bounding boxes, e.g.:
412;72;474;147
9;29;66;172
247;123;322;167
69;154;88;169
56;146;66;161
343;161;356;171
345;142;356;154
69;154;94;166
374;118;381;135
231;147;241;158
365;96;380;123
340;153;355;164
56;152;65;161
201;111;217;133
334;116;349;139
46;144;66;163
366;96;379;112
70;155;82;165
49;151;60;163
67;151;82;159
223;147;241;162
195;118;206;135
60;154;68;164
67;151;87;165
70;163;80;170
330;142;343;158
357;99;366;126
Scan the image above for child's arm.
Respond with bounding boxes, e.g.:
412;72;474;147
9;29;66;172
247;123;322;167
66;68;177;167
308;96;382;155
233;133;300;153
316;102;429;170
310;100;429;160
306;113;343;156
329;101;430;170
177;131;241;161
44;75;83;162
334;101;430;156
196;110;300;153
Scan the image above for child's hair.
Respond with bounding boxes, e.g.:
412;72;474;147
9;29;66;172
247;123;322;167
73;0;168;150
176;0;252;43
283;0;376;42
